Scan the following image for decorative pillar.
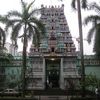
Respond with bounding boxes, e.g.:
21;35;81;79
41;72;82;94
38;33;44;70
43;58;45;89
60;58;64;89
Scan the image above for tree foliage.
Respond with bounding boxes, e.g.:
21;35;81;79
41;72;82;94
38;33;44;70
85;73;100;91
84;2;100;56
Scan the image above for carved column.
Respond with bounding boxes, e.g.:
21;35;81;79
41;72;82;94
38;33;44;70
43;58;45;89
60;58;64;89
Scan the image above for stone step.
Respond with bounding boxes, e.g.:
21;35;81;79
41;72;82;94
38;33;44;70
48;96;59;100
37;96;70;100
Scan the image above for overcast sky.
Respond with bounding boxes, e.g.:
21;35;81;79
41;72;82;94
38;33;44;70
0;0;99;55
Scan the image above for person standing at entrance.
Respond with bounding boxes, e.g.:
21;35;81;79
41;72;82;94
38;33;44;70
49;82;52;88
95;86;100;100
47;77;49;88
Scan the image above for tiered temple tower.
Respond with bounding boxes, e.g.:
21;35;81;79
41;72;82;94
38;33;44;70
26;5;80;90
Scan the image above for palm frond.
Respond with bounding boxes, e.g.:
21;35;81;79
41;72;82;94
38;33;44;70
5;19;21;32
27;0;35;12
83;15;100;25
0;27;6;47
29;8;41;17
18;34;24;38
84;15;100;44
32;26;41;47
21;0;28;19
6;11;22;18
87;26;96;44
89;2;100;14
30;17;46;35
93;24;100;55
21;0;27;10
11;23;22;40
27;23;35;40
12;40;18;48
71;0;76;10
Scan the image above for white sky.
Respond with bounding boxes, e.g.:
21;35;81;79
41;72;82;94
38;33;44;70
0;0;99;55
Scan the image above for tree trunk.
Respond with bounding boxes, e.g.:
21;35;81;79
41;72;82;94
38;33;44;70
77;0;85;97
22;24;27;97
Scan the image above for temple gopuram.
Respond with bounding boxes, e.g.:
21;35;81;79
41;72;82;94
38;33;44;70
0;5;100;91
26;5;80;90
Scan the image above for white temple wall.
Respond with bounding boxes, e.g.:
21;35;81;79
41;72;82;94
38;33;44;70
27;57;45;90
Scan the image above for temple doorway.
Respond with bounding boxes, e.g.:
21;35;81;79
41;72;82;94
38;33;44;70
45;58;60;89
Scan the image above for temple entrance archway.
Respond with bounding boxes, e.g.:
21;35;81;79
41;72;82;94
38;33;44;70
45;58;60;89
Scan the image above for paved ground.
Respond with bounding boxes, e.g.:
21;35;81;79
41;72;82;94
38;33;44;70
34;96;71;100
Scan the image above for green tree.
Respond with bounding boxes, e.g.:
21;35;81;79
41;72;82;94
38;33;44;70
5;0;45;96
84;2;100;56
71;0;88;96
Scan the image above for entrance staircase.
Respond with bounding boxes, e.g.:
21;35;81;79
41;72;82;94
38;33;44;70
33;88;94;96
32;88;94;100
34;88;67;95
39;96;69;100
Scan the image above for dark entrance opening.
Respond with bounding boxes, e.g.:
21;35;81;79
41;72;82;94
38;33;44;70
46;58;60;89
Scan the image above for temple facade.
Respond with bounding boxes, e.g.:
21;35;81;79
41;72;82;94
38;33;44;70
1;5;100;91
26;5;80;90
